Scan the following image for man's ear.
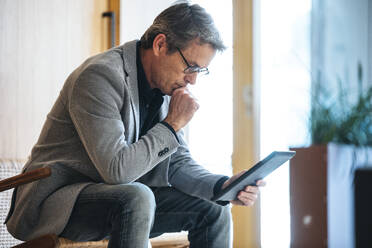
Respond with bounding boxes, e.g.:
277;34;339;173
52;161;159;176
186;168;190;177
152;34;167;56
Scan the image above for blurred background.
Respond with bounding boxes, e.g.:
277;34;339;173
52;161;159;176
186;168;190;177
1;0;371;247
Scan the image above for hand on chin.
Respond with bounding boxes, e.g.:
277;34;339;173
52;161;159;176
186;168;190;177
171;84;186;95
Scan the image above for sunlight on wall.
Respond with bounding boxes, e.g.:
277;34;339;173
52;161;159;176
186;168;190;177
260;0;311;247
187;0;233;176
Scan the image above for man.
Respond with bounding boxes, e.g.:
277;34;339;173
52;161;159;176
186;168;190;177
6;3;264;247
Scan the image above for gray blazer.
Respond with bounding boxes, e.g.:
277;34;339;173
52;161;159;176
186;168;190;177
6;40;226;241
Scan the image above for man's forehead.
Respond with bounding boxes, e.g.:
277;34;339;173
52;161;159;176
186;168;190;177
184;41;216;67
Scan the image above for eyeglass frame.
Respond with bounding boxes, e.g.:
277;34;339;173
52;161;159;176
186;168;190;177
176;47;209;75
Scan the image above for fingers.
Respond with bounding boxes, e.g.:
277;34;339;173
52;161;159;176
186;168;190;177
231;182;267;207
244;185;260;194
256;180;267;187
172;86;187;95
165;87;199;131
181;88;200;110
172;87;199;110
236;190;258;206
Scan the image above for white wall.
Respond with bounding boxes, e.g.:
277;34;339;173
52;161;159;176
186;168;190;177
120;0;175;43
312;0;370;99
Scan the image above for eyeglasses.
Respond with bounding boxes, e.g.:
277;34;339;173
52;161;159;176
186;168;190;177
176;47;209;76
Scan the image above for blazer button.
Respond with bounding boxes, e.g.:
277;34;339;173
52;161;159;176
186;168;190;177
158;147;169;157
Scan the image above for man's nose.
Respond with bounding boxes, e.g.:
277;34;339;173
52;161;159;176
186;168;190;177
185;73;198;85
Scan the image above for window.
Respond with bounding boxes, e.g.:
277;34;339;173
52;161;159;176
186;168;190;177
187;0;233;176
260;0;311;247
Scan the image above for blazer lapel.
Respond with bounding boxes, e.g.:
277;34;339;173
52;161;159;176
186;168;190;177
121;40;140;141
120;40;171;141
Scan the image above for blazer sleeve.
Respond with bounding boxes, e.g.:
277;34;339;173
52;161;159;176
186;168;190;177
69;63;179;184
168;129;227;201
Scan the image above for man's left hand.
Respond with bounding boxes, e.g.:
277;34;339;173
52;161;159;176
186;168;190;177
222;170;266;206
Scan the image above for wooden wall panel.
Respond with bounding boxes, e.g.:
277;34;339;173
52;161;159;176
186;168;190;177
0;0;111;160
232;0;261;247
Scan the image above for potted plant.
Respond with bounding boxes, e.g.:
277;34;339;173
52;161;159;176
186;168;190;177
290;63;372;248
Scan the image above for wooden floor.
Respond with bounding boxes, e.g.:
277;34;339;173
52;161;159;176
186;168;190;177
57;232;189;248
151;232;189;248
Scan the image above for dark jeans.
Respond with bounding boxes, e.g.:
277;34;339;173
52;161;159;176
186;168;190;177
60;182;231;248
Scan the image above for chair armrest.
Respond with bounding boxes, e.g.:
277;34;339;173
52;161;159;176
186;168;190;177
12;234;58;248
0;167;51;192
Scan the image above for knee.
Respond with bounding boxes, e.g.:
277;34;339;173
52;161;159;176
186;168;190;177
123;183;156;214
193;202;231;233
211;204;231;224
111;183;156;217
106;183;156;237
199;203;231;230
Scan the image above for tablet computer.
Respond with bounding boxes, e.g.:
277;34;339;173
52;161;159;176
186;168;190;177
211;151;296;201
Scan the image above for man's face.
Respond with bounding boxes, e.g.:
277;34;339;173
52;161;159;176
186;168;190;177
152;39;216;95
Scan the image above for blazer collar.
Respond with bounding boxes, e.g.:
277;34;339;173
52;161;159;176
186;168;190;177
121;40;140;140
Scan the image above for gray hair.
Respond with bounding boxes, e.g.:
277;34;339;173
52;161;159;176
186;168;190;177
140;3;226;53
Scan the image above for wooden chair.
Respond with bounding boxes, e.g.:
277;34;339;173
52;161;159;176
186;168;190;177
0;167;58;248
1;167;189;248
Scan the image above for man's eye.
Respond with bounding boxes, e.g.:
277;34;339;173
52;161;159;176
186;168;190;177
189;66;200;71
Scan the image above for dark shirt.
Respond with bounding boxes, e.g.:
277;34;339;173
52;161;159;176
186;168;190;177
136;42;164;136
136;41;229;203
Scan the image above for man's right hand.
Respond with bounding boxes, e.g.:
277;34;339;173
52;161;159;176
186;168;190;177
164;87;199;132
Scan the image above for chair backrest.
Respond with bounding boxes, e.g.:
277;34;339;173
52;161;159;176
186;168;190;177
0;159;25;247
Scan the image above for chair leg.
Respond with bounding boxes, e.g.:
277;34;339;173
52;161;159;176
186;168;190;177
12;234;59;248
